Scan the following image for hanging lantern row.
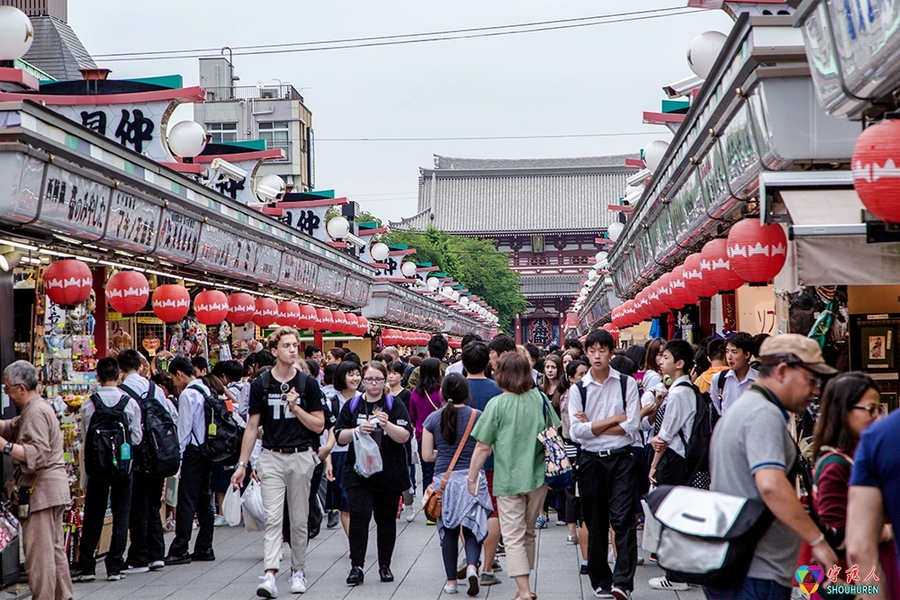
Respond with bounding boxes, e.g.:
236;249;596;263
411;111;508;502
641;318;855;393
381;329;430;346
605;218;788;329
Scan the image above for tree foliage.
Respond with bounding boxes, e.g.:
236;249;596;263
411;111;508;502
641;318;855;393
384;226;527;331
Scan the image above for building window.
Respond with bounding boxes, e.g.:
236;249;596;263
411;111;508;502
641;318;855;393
259;121;290;160
207;122;237;143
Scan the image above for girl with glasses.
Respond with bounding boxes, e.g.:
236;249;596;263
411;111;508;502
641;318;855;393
333;361;413;587
808;372;898;598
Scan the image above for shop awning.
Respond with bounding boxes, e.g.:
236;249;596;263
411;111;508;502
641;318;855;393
762;172;900;288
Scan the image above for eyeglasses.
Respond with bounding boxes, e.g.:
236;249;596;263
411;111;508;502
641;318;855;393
363;377;385;384
791;366;822;390
852;404;885;417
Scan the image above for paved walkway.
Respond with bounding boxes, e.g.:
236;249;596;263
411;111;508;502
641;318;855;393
67;506;704;600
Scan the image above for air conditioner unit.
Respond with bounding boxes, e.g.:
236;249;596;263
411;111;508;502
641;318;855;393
259;88;278;99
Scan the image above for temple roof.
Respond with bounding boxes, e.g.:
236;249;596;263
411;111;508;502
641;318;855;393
23;16;96;81
391;154;637;234
519;275;584;298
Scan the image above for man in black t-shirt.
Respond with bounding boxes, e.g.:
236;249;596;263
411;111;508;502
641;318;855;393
231;327;324;599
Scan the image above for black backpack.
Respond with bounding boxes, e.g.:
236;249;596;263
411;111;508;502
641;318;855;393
574;374;630;413
674;380;720;480
120;382;181;478
84;393;134;484
188;383;244;465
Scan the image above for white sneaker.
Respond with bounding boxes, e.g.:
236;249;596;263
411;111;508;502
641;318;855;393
257;572;278;598
123;565;149;574
149;560;165;571
406;509;416;522
648;576;688;591
443;582;458;594
290;570;307;594
213;514;228;527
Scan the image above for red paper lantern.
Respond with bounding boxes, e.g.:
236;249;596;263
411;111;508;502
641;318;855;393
657;273;678;310
381;328;398;345
331;310;347;334
701;239;745;292
152;284;190;323
253;298;279;328
345;313;359;335
106;270;149;315
649;282;668;316
297;305;317;330
194;290;229;326
683;253;718;298
315;307;334;331
670;266;699;307
726;219;788;283
852;115;900;223
44;259;93;306
277;301;301;327
448;337;462;349
227;293;256;325
356;316;369;336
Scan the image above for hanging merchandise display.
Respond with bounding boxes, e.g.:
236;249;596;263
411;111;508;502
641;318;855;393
226;293;256;325
151;284;191;323
105;270;150;315
43;259;93;307
194;290;229;326
683;253;718;298
276;301;301;327
253;298;279;328
726;219;787;283
700;239;745;292
851;114;900;224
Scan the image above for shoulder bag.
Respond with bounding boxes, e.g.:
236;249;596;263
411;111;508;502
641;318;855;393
422;409;477;522
538;392;574;491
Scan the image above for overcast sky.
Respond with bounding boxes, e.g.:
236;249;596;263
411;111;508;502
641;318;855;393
68;1;733;224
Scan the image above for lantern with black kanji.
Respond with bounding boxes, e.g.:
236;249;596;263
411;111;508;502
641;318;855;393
726;219;787;283
152;284;190;323
44;259;93;306
852;114;900;223
106;270;149;315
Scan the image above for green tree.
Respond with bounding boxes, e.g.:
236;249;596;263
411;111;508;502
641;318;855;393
385;226;526;331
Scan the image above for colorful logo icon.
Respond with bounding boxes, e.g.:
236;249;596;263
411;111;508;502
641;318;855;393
796;565;825;597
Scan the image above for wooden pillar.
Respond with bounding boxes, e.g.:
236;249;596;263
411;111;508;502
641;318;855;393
91;266;108;359
314;330;323;349
514;318;523;345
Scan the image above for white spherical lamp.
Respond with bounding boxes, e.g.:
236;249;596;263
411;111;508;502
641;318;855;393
400;261;418;278
687;31;728;80
167;121;207;158
254;173;285;203
451;291;460;302
370;242;389;262
459;296;470;308
0;7;34;61
607;222;625;242
595;251;608;264
441;286;453;299
643;140;670;174
326;216;350;239
426;276;440;291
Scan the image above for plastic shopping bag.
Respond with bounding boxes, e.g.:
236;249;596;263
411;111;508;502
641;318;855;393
242;479;265;532
353;429;383;478
641;498;661;554
223;485;242;527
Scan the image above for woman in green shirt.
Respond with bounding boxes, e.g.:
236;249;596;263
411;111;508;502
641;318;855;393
467;352;559;600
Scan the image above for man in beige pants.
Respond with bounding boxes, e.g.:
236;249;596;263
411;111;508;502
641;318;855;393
232;327;324;598
1;361;73;600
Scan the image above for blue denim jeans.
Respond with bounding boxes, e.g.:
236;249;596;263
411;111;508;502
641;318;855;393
703;577;791;600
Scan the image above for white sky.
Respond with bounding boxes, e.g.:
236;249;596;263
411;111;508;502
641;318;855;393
68;1;733;224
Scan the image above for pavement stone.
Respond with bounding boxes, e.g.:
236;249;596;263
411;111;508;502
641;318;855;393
58;506;705;600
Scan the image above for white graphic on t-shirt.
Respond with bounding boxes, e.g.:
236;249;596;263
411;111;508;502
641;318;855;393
268;393;297;420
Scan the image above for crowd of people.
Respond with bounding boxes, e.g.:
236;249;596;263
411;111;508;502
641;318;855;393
0;325;897;600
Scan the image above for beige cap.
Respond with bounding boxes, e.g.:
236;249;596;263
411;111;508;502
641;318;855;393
759;334;838;376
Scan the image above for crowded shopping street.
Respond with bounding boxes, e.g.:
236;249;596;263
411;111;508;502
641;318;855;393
0;0;899;599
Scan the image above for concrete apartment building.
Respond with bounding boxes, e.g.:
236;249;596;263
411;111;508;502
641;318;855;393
194;57;315;192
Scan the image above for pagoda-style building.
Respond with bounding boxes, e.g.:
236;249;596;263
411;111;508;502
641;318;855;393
391;154;634;346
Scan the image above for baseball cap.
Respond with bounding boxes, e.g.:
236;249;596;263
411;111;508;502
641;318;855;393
758;334;838;376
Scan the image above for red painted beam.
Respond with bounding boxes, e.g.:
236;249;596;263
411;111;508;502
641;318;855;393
642;111;685;126
159;162;206;175
608;205;634;213
0;85;207;105
625;158;645;169
359;227;388;236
